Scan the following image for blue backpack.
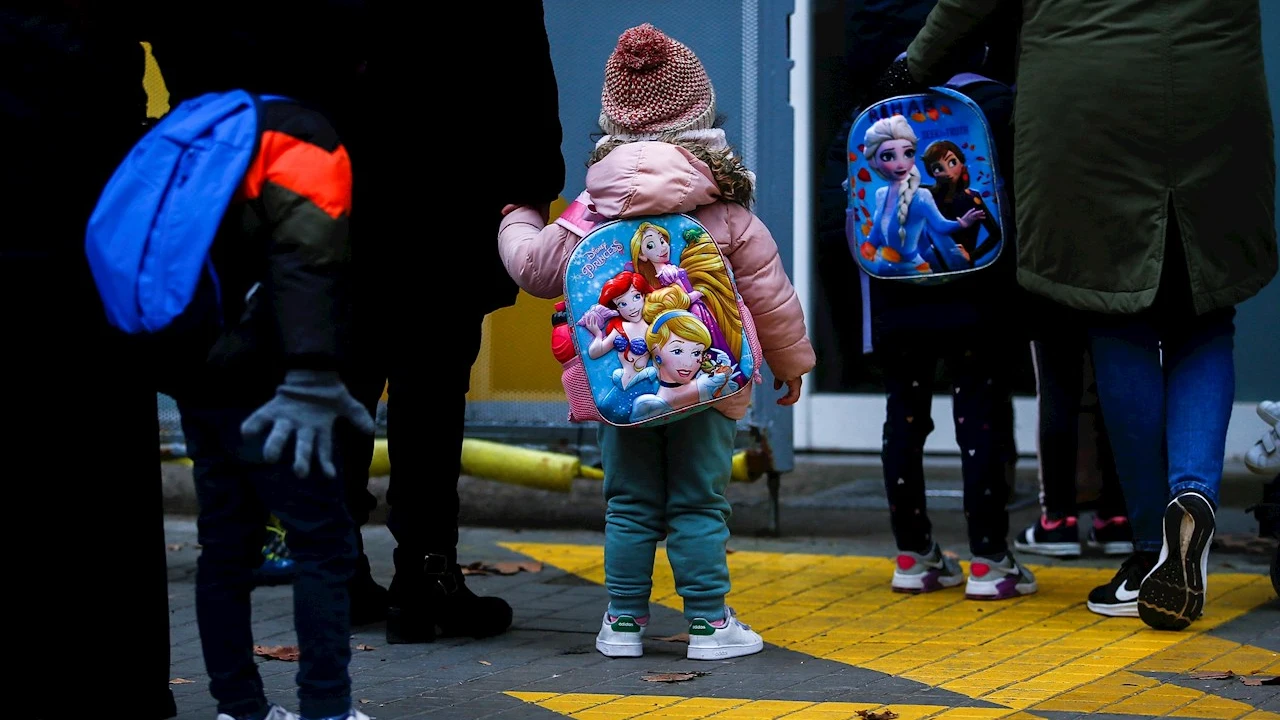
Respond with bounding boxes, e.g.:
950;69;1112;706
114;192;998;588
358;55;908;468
85;90;279;334
846;73;1012;286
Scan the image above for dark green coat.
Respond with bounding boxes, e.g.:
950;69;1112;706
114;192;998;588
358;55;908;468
908;0;1277;315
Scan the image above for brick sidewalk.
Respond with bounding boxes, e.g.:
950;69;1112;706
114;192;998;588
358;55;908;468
163;520;1280;720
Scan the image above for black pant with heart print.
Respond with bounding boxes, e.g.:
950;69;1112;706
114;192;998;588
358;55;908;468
879;332;1018;558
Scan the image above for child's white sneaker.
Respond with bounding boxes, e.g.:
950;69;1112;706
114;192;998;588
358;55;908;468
687;606;764;661
595;611;647;658
1259;400;1279;427
965;551;1038;600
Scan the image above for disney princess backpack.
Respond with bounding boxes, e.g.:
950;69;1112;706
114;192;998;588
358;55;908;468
550;193;762;428
846;73;1012;286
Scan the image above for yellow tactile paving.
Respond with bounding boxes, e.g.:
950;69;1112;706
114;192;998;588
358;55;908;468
502;543;1279;720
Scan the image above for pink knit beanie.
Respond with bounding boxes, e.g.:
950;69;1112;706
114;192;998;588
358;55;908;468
599;23;717;136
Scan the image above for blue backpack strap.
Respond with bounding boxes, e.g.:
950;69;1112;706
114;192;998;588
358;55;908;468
85;90;262;333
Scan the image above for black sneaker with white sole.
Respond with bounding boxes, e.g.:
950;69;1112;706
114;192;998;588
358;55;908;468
1086;516;1135;556
1014;515;1082;557
1139;491;1216;631
1086;551;1156;617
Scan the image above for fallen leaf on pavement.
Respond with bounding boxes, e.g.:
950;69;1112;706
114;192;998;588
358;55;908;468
857;710;899;720
479;660;492;666
1190;671;1236;680
726;547;736;554
254;645;300;662
359;699;371;704
355;644;376;652
641;671;709;683
166;543;186;551
169;678;194;685
461;561;543;576
653;633;690;643
1241;676;1280;686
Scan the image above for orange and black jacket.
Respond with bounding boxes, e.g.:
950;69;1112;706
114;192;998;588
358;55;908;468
190;97;353;393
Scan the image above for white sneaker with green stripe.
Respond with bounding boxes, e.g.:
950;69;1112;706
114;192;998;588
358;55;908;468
687;606;764;661
595;611;647;657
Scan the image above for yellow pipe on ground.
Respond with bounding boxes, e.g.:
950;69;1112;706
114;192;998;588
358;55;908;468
165;437;763;492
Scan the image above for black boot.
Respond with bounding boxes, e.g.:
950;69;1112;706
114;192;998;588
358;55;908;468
349;532;389;626
385;551;513;644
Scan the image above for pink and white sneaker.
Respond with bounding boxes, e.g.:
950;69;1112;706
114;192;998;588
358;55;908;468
966;551;1038;600
891;543;965;593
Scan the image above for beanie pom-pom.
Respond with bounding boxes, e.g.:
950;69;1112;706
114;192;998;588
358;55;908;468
615;24;669;71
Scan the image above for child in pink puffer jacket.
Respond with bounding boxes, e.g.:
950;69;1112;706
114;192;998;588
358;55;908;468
498;23;815;661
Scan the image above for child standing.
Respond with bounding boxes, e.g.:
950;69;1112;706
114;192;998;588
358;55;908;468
858;73;1038;600
153;96;374;720
498;23;815;660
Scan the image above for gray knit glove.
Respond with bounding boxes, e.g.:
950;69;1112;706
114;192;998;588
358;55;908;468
241;369;377;478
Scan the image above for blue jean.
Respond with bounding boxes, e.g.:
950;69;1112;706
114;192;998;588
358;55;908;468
1088;308;1236;552
180;402;358;719
598;409;737;622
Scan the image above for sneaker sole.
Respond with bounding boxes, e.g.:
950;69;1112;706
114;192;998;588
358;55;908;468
1086;599;1139;617
1013;539;1082;557
966;575;1038;600
596;639;644;658
892;569;965;594
687;638;765;661
1139;494;1214;631
1085;539;1135;556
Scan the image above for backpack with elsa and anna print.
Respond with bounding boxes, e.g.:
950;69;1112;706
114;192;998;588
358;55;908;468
547;193;762;428
846;73;1012;286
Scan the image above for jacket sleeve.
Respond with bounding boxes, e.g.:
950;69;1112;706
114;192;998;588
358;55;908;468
723;206;816;382
240;103;353;370
497;207;575;299
906;0;1007;84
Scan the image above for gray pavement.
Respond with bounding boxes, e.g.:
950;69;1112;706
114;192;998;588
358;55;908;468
163;503;1280;720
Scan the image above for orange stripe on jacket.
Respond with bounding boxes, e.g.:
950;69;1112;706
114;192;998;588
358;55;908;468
241;130;352;218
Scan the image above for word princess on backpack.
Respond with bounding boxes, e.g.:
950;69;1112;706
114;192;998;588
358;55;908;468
85;90;281;334
846;75;1010;286
552;200;761;428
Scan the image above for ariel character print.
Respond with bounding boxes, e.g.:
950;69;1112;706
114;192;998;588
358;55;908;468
578;271;661;420
629;286;738;423
860;115;984;276
628;222;746;384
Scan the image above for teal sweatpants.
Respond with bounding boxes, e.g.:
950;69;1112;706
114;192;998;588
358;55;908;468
598;409;737;622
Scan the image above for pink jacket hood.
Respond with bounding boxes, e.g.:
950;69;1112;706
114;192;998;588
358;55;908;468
584;142;724;219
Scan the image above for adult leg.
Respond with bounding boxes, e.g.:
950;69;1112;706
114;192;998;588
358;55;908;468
1086;319;1165;616
1088;371;1135;556
1088;320;1166;554
1015;337;1085;556
384;304;511;643
1138;308;1235;630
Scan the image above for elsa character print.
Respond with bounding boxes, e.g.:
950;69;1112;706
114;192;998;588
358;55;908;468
629;222;746;384
580;271;661;422
859;115;984;276
629;286;737;423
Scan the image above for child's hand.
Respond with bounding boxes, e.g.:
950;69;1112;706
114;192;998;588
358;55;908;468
774;376;803;406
